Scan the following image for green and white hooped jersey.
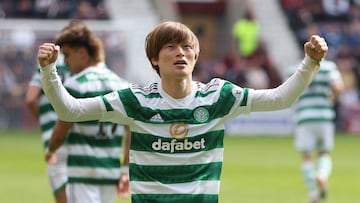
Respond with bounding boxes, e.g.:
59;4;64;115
293;60;342;125
29;65;70;149
64;64;129;185
100;78;251;203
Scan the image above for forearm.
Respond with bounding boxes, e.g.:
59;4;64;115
251;55;320;111
41;63;102;121
25;86;40;118
48;122;68;154
122;125;131;166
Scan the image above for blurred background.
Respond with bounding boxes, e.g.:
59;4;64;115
0;0;360;134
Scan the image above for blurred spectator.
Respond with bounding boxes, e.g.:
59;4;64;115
1;0;109;19
232;9;260;58
321;0;351;22
0;61;23;129
280;0;360;132
71;0;96;19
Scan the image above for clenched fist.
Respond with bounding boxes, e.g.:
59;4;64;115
304;35;328;62
38;43;60;67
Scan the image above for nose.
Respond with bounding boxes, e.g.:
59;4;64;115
176;45;185;57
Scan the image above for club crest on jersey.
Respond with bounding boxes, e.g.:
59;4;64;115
193;107;209;123
169;122;188;138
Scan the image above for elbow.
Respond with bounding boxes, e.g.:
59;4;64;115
56;110;78;122
271;95;298;110
25;100;34;109
282;96;299;109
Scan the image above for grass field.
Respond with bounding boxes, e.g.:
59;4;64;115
0;130;359;203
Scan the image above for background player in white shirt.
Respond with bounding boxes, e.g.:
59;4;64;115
289;59;344;203
43;20;130;203
26;63;70;203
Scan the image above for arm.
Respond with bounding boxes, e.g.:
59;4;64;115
45;120;73;163
118;125;131;198
25;85;41;118
38;43;103;122
122;125;131;166
250;35;328;112
331;79;345;98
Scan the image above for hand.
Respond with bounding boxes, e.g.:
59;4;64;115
38;43;60;67
304;35;328;62
45;151;57;165
117;173;130;198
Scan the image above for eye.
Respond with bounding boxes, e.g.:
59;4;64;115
183;44;192;49
164;44;174;48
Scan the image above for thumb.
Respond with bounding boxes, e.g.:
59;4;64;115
54;45;60;58
304;41;316;56
55;45;60;53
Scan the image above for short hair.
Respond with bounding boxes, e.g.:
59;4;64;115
145;21;200;75
55;20;105;63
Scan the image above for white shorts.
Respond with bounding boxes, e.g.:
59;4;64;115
68;183;118;203
47;145;68;194
294;122;335;153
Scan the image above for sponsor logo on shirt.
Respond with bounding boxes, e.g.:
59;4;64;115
169;122;188;138
150;122;205;153
151;138;206;153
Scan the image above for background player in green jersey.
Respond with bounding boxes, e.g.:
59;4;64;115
25;62;70;203
43;20;130;203
38;21;328;203
289;59;344;203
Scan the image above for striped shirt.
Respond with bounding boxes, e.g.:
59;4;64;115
291;60;342;125
29;65;70;149
41;55;321;203
101;78;250;202
64;63;129;185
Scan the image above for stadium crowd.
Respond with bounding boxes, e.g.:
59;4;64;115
1;0;360;132
280;0;360;132
0;0;109;19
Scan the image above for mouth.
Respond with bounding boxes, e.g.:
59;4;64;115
174;60;187;66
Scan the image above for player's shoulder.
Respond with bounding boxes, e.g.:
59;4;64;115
195;78;228;93
130;82;160;95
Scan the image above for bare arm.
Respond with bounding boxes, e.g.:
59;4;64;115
45;120;73;163
118;125;131;198
25;85;41;118
331;80;345;97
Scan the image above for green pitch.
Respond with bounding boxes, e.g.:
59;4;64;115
0;130;359;203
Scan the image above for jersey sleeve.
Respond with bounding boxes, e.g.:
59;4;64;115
99;90;133;126
250;55;320;112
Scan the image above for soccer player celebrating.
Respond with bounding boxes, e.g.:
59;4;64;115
42;20;131;203
38;21;328;203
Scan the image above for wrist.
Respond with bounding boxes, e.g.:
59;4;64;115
45;148;55;156
119;165;129;174
304;54;321;65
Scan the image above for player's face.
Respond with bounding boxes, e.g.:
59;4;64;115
61;45;84;74
152;42;197;79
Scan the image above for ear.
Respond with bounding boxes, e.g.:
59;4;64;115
151;58;158;66
79;47;87;56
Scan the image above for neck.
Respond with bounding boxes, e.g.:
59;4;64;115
161;76;192;99
80;60;100;72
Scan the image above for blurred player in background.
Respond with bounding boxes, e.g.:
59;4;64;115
38;21;328;203
289;59;344;203
44;20;130;203
25;57;70;203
